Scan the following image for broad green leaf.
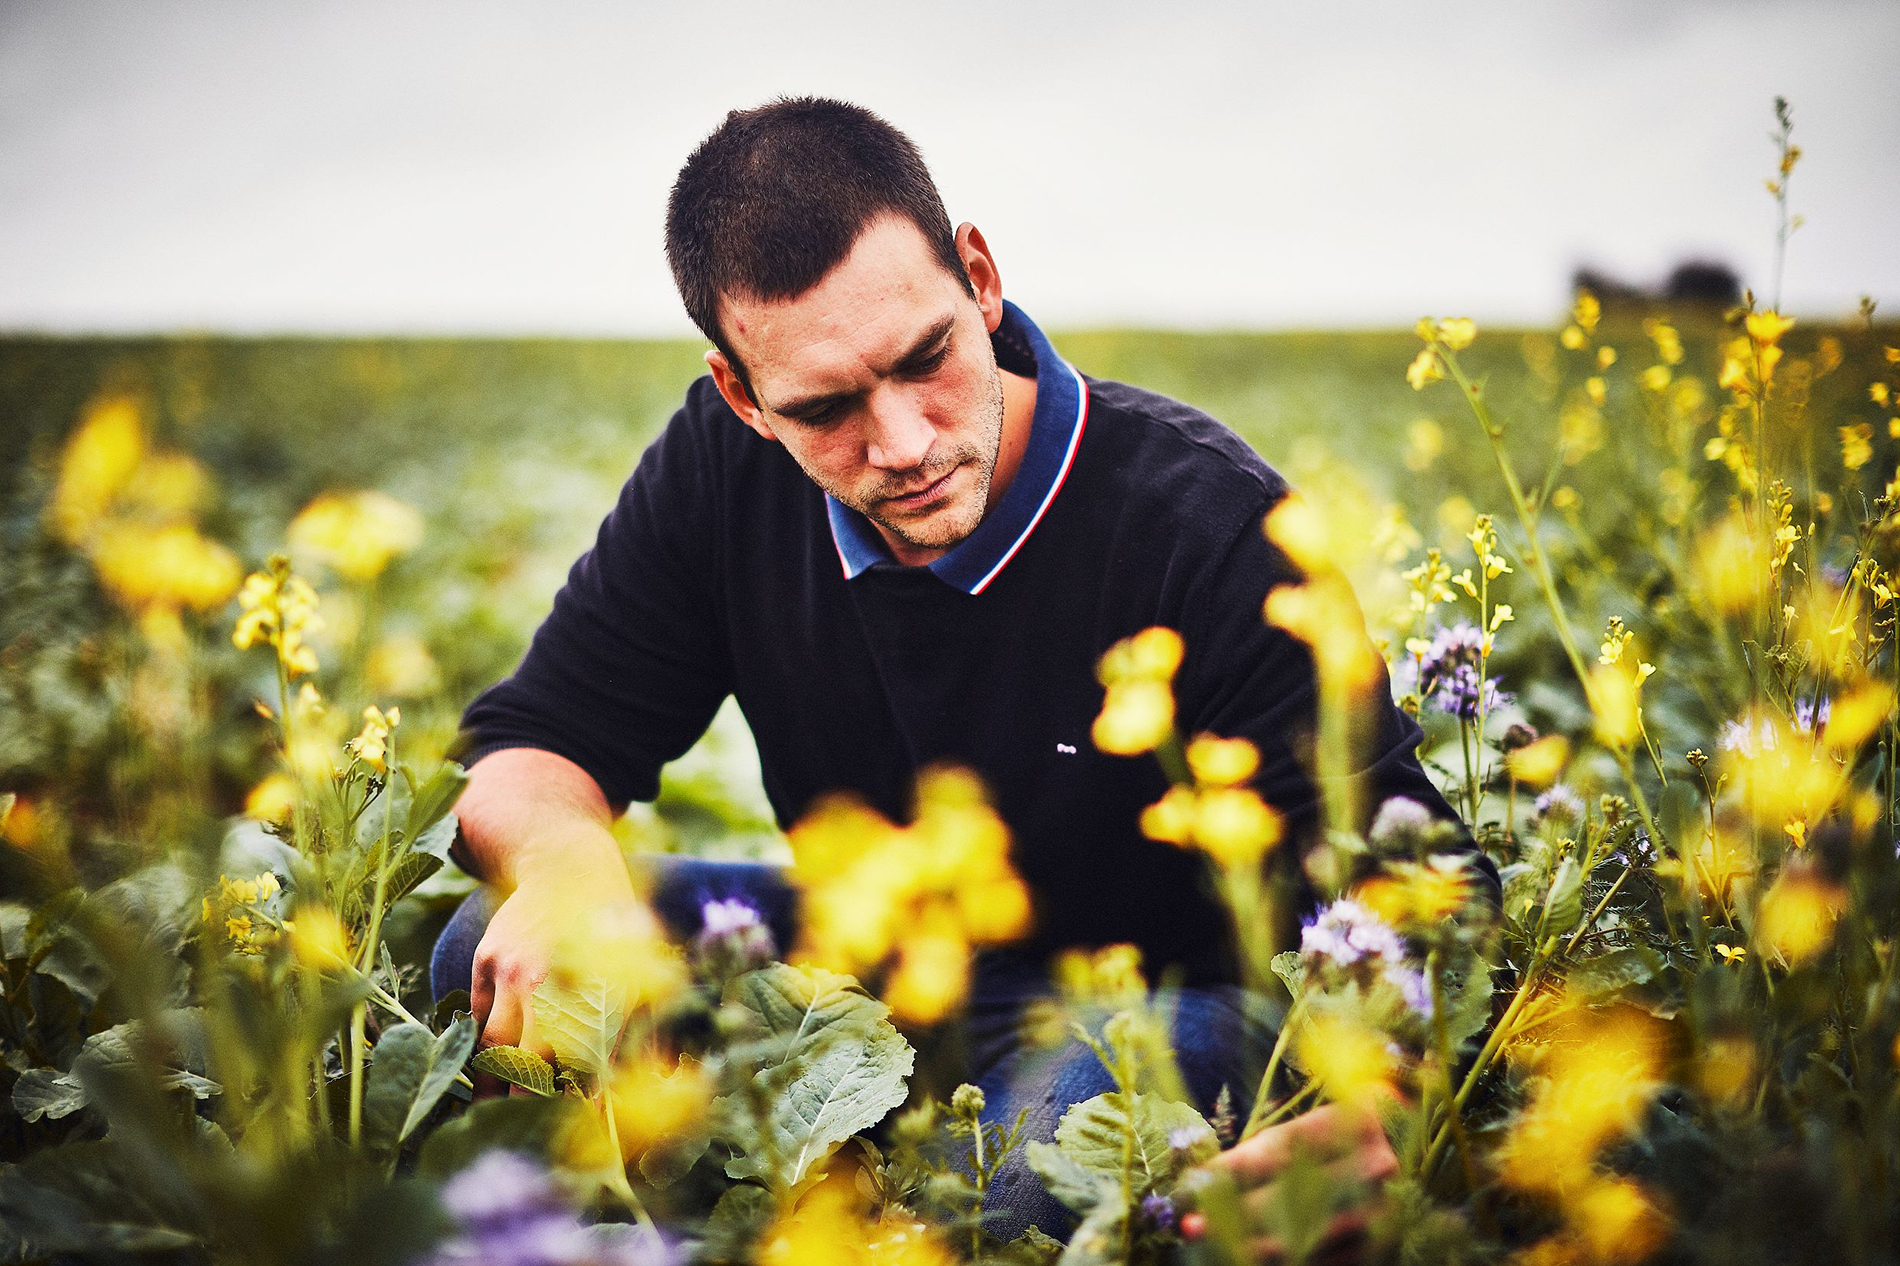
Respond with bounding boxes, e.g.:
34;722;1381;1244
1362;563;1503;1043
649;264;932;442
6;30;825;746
715;963;914;1198
530;972;627;1082
701;1183;777;1261
419;1095;577;1179
1568;945;1664;1002
51;1012;222;1118
0;901;28;961
1053;1091;1218;1199
1540;857;1584;938
1025;1139;1112;1213
1438;946;1496;1050
10;1068;85;1122
470;1044;557;1097
365;1018;475;1156
0;1139;202;1254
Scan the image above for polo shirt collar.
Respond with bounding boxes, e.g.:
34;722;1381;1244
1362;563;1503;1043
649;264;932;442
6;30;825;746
825;299;1089;595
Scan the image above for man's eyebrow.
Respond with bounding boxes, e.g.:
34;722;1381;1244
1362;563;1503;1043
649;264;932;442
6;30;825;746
770;315;957;418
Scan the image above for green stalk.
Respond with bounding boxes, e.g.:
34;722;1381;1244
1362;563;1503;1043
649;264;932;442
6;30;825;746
347;1001;366;1146
1242;994;1307;1140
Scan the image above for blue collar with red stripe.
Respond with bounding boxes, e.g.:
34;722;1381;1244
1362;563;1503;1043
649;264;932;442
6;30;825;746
825;299;1089;595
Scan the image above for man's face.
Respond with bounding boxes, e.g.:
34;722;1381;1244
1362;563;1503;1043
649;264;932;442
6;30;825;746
706;214;1007;565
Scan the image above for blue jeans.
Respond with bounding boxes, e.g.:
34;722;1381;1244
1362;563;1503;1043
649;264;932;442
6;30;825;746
431;858;1276;1242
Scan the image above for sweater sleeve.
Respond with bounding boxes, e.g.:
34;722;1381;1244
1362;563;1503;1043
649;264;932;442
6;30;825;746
457;399;733;812
1176;500;1501;913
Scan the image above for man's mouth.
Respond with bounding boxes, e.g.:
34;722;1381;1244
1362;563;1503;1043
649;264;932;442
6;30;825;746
879;465;959;512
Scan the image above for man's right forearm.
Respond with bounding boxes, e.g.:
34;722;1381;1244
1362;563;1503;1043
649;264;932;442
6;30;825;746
455;747;629;893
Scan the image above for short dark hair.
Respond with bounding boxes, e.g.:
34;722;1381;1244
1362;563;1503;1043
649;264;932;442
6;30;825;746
664;97;971;389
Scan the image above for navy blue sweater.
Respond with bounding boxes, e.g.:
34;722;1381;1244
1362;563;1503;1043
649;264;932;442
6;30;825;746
460;302;1477;985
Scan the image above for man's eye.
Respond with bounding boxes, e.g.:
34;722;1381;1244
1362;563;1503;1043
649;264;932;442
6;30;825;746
905;345;951;376
801;403;845;426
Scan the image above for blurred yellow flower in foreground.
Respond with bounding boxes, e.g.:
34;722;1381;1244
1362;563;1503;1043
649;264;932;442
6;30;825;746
1756;868;1844;967
789;767;1030;1026
244;773;298;822
760;1181;955;1266
609;1053;712;1159
1092;627;1184;756
366;633;441;698
49;395;145;545
91;522;241;615
288;490;424;583
286;905;352;971
1504;734;1570;787
1294;1013;1396;1110
1498;1005;1668;1198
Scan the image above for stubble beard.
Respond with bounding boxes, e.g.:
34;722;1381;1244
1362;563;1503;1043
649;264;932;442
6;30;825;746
832;355;1007;553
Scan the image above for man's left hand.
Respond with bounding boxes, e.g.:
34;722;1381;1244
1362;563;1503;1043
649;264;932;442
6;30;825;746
1179;1101;1398;1264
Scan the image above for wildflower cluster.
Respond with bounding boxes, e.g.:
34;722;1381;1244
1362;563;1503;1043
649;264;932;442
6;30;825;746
200;871;283;955
232;553;323;677
1090;626;1183;755
787;766;1031;1025
1139;734;1283;868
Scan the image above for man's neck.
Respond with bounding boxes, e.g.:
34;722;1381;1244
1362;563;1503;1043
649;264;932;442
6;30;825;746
987;367;1039;514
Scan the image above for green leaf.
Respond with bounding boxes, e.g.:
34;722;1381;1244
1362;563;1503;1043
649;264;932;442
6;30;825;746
418;1095;577;1179
1540;857;1584;938
0;1139;202;1255
715;963;915;1198
403;763;469;852
530;972;627;1082
1270;950;1306;998
0;901;27;962
1437;946;1496;1050
380;850;443;906
365;1018;476;1157
1057;1200;1128;1266
701;1183;776;1262
1053;1091;1217;1199
1568;944;1664;1002
1025;1139;1112;1214
11;1068;86;1122
470;1044;557;1097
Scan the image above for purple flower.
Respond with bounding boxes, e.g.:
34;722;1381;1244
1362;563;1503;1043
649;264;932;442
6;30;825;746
1301;899;1406;969
424;1151;675;1266
1141;1192;1177;1232
1417;624;1509;720
1532;784;1585;828
1383;965;1434;1020
1792;696;1831;738
1168;1124;1211;1153
1718;717;1777;758
699;898;762;938
1369;797;1436;848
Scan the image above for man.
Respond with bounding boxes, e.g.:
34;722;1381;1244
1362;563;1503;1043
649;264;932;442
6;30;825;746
437;97;1478;1252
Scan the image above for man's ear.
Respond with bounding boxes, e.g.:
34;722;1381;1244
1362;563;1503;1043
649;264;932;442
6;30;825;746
705;348;778;442
956;222;1005;335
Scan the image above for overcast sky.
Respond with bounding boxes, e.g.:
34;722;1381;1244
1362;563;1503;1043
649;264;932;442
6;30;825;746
2;0;1896;334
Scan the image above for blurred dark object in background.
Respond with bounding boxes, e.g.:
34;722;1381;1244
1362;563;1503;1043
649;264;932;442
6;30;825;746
1571;258;1743;310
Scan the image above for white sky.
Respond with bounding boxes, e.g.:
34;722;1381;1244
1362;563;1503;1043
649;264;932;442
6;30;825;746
2;0;1895;334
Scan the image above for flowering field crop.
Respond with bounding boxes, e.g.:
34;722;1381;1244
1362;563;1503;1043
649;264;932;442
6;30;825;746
3;108;1899;1264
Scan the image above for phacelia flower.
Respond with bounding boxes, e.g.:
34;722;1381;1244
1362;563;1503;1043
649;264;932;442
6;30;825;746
1416;623;1511;720
425;1150;673;1266
1532;785;1586;829
1141;1192;1178;1233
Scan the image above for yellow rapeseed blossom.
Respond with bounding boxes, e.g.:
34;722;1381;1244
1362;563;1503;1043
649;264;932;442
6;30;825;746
1596;345;1616;370
49;395;146;544
365;632;441;698
347;704;400;769
1641;364;1673;392
1354;854;1473;929
90;521;241;614
609;1053;713;1159
121;451;210;519
1435;317;1477;351
1755;869;1844;966
286;905;352;971
1745;309;1796;348
287;490;425;583
244;773;298;822
1294;1013;1396;1110
759;1182;956;1266
232;555;322;677
1497;1006;1667;1197
788;767;1030;1026
1505;734;1571;787
1093;627;1184;756
1265;579;1383;694
1840;422;1874;470
1404;418;1445;472
1185;734;1260;786
1405;348;1444;391
1559;325;1587;351
1572;291;1602;335
1644;317;1684;366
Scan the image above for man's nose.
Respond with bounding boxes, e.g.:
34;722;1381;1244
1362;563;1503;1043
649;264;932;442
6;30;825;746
862;386;935;471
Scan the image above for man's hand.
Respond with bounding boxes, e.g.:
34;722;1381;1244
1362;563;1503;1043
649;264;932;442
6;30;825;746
469;859;640;1062
456;748;644;1097
1180;1102;1399;1264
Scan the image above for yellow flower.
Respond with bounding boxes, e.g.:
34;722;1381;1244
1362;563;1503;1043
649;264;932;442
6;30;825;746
1294;1014;1395;1110
1405;347;1444;391
287;905;352;970
1559;325;1587;351
90;521;241;614
883;919;970;1027
1585;376;1607;408
1745;310;1796;347
610;1053;713;1158
1756;870;1844;966
48;395;146;544
366;633;441;697
1572;291;1601;334
1096;626;1184;686
1783;820;1806;851
1504;734;1571;787
1840;422;1873;471
1596;345;1616;370
1436;317;1477;351
347;704;401;768
1641;364;1673;392
287;490;424;583
1092;680;1175;755
232;555;323;677
1185;734;1260;787
1403;418;1444;472
1644;317;1683;366
1872;382;1891;406
1264;579;1383;694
